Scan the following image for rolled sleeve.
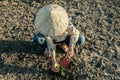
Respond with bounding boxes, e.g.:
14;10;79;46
67;23;80;46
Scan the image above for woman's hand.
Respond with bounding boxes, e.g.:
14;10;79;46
61;45;74;67
67;45;74;58
51;62;59;72
51;50;59;72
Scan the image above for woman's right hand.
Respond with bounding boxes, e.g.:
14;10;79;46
51;62;60;72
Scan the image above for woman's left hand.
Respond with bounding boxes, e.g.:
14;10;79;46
67;45;74;58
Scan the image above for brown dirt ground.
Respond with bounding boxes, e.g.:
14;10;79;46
0;0;120;80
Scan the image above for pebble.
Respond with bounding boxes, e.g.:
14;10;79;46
3;1;8;6
28;62;33;68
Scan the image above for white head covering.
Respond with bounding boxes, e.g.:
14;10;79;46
35;4;69;37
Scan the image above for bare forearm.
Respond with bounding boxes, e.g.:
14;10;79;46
51;50;57;64
68;44;74;53
46;36;57;64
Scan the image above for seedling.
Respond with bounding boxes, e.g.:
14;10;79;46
59;65;66;72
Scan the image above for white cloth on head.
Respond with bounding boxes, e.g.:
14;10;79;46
35;4;68;37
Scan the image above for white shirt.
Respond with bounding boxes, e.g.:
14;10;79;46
46;22;80;50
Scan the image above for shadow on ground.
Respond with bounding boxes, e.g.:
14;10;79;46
0;40;44;54
0;40;66;79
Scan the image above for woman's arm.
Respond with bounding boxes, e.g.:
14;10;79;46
46;36;60;72
66;23;80;58
46;36;57;64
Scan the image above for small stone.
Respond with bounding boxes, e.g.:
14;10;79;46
28;62;33;68
61;72;65;77
117;68;120;72
104;72;109;76
12;2;18;6
0;75;4;78
3;1;8;6
103;20;109;26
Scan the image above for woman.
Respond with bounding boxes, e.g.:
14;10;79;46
33;4;85;72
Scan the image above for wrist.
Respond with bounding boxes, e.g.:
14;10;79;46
52;60;57;64
69;44;74;50
51;50;56;63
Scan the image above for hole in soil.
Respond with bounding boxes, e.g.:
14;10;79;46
95;62;101;68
